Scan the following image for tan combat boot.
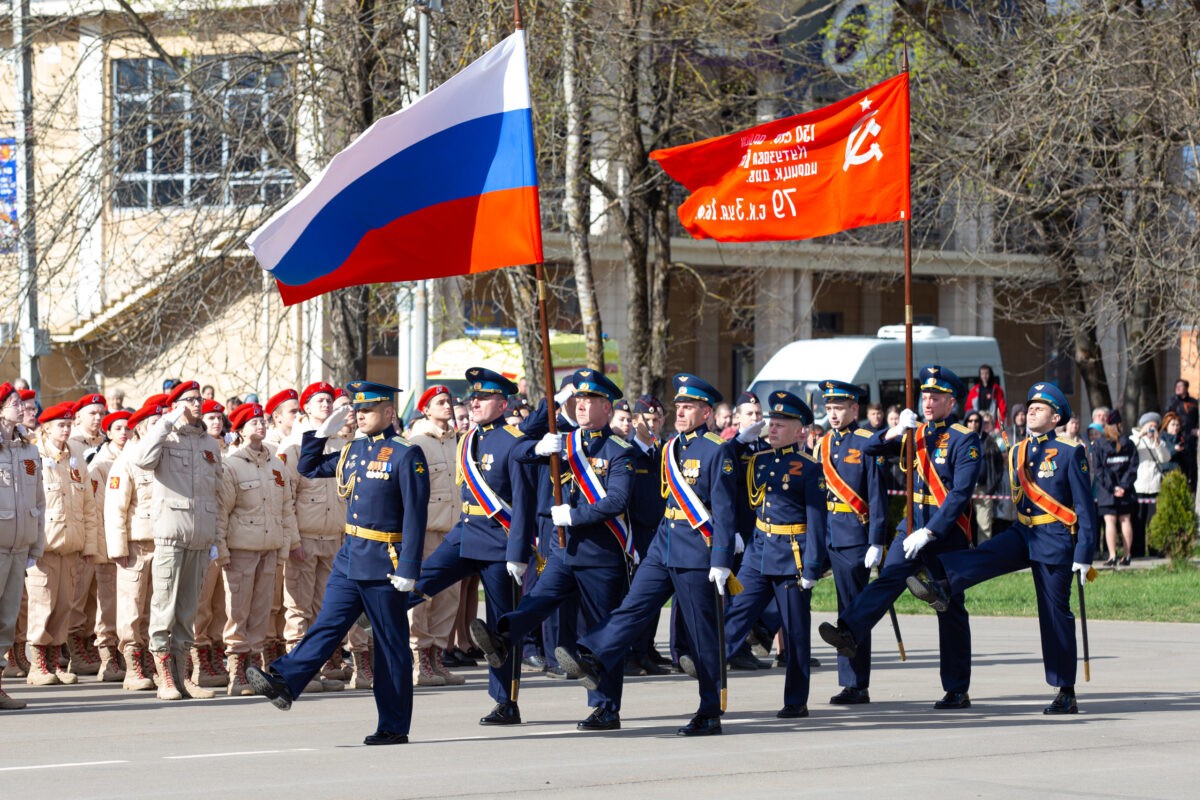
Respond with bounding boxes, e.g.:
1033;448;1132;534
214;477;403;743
51;645;77;685
432;645;466;686
322;649;351;681
350;648;373;690
25;644;58;686
0;673;27;710
414;646;446;687
176;650;215;699
152;651;182;700
192;646;225;688
65;632;98;676
97;646;126;683
122;646;155;691
3;645;28;678
226;652;254;696
208;645;229;682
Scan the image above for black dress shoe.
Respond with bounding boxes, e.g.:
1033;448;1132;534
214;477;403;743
555;647;601;691
776;704;809;719
522;653;547;672
648;647;670;666
577;707;621;731
468;619;508;669
775;652;788;667
676;714;722;736
479;701;522;725
818;622;858;659
440;648;469;668
623;658;647;676
1043;688;1078;715
906;573;950;612
934;691;971;709
464;646;485;660
245;665;293;711
729;652;768;670
829;687;871;705
638;656;669;676
678;654;698;679
750;623;775;653
544;664;569;679
363;730;409;745
446;647;477;667
809;657;820;668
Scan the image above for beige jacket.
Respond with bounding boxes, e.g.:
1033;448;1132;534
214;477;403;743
406;419;458;533
86;441;123;563
0;430;46;557
104;441;158;558
39;437;100;556
277;433;347;540
133;417;223;550
217;443;299;562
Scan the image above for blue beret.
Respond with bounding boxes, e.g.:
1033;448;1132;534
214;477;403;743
464;367;518;397
819;380;863;401
918;365;965;402
345;380;400;407
1027;382;1072;424
571;368;623;403
672;373;722;406
766;390;814;424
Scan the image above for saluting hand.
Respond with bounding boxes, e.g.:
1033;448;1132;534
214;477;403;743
316;404;351;438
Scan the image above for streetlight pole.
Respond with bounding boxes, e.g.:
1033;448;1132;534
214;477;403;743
13;0;41;392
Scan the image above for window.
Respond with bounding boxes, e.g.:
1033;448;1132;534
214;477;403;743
112;55;295;208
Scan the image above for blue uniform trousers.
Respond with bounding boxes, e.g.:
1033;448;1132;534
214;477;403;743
413;540;520;704
578;548;722;716
828;543;873;688
839;536;971;693
271;566;413;734
723;560;812;707
939;527;1077;687
500;559;627;711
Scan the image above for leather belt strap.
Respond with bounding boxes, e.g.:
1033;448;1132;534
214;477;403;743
827;501;856;514
912;492;939;505
462;502;489;516
755;518;808;536
664;506;691;521
1018;512;1058;527
344;524;403;543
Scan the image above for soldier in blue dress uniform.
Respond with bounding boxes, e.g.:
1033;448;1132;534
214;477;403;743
407;367;535;725
561;374;738;736
470;369;635;730
813;380;888;705
625;394;670;674
819;365;981;709
907;382;1097;714
687;391;827;718
245;381;429;746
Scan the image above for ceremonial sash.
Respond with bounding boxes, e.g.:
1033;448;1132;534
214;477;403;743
1011;439;1078;531
819;431;869;523
564;430;634;557
662;435;713;542
457;427;512;531
912;424;971;540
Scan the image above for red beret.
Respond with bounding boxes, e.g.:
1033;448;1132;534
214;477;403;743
39;402;75;424
230;402;266;431
18;389;36;401
265;389;299;416
0;383;14;407
333;388;349;400
102;410;132;432
417;385;451;414
128;404;165;429
201;399;225;416
143;393;168;409
166;381;200;405
301;382;336;408
74;393;106;413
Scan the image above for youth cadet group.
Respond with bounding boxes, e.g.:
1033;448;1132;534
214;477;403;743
0;363;1096;746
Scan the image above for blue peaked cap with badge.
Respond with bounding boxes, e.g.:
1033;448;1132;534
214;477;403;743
672;373;723;406
345;380;400;407
766;390;814;424
571;368;623;403
918;365;966;402
819;380;864;402
1027;382;1072;424
464;366;519;398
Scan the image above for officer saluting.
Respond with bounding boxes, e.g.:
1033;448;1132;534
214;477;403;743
813;380;888;705
908;383;1097;714
246;381;429;746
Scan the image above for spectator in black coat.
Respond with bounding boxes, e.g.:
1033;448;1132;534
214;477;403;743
1093;409;1139;567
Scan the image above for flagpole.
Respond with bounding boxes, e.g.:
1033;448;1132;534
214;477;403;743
902;45;916;544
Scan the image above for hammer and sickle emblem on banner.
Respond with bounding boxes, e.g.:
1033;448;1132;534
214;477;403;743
843;110;883;172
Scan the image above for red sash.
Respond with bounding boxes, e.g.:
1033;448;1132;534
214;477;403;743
1012;439;1078;530
913;424;971;540
819;431;869;522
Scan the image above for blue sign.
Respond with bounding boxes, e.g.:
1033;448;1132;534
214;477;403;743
0;138;17;254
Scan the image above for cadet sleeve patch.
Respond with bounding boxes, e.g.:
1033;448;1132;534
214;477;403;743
109;476;120;489
278;452;288;464
704;432;726;445
968;446;979;460
272;469;285;487
721;458;734;474
625;461;633;471
91;479;99;493
415;461;427;474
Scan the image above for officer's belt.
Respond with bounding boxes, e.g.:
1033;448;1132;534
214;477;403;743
344;524;403;543
912;492;939;506
827;501;857;514
756;518;807;536
663;506;691;521
1017;512;1058;527
462;502;489;517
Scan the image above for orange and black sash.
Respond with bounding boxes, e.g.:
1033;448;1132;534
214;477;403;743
913;424;972;540
819;431;869;523
1011;438;1078;531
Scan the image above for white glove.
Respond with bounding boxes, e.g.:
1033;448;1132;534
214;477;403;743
535;432;564;456
316;404;351;438
1072;562;1091;586
632;550;641;566
708;566;731;595
25;556;37;570
864;544;883;569
163;406;187;427
902;528;933;559
223;432;235;444
209;545;219;561
736;419;766;443
886;408;919;440
550;504;573;527
388;573;416;593
800;577;817;590
506;560;527;585
554;384;574;405
734;533;746;555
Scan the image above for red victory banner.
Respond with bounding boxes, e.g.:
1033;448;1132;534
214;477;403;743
651;73;910;242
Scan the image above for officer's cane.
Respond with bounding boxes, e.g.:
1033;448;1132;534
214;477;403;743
510;578;521;701
1073;533;1092;681
715;580;728;712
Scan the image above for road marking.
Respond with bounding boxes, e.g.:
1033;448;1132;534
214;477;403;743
0;761;129;772
164;748;317;760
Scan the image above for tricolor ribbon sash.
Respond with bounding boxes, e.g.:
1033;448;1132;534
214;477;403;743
458;426;512;531
662;435;713;542
564;430;634;557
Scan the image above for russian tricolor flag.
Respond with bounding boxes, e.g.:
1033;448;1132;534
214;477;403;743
248;31;543;305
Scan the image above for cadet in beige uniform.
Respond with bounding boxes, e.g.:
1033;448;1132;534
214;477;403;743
0;382;44;709
217;403;301;695
191;398;231;687
1;387;38;681
262;388;300;665
84;409;131;683
26;403;100;686
407;385;464;686
65;392;107;676
105;402;166;691
133;380;220;701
